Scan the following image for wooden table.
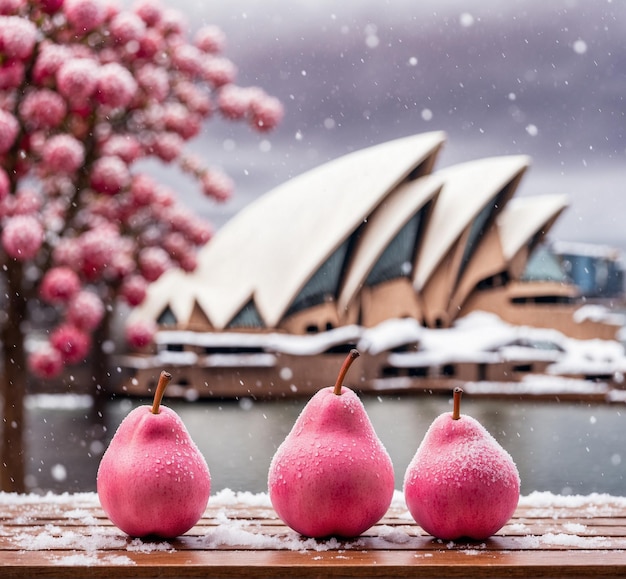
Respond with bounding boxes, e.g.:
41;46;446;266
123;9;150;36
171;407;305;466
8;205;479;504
0;490;625;578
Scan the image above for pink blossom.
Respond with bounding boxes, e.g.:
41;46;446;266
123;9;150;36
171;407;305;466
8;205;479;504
163;231;189;259
39;266;81;304
178;154;205;176
36;0;64;15
202;56;237;88
120;274;147;306
56;58;98;104
136;63;169;102
28;345;64;379
161;204;201;237
200;168;234;202
19;89;67;131
88;195;118;221
50;323;91;364
103;1;118;20
95;62;138;109
63;0;107;34
150;132;183;162
0;109;19;154
125;319;156;349
1;214;44;260
195;25;225;53
178;251;197;272
0;0;22;16
109;11;146;44
133;0;162;27
13;188;42;215
162;205;195;231
163;209;212;247
250;94;284;132
158;8;186;36
174;81;212;116
109;249;135;279
41;134;85;174
138;246;170;282
79;225;119;280
151;185;175;207
171;43;203;77
90;155;131;195
0;168;9;200
0;60;24;90
130;103;164;132
163;103;200;139
0;16;37;60
136;28;163;59
67;290;104;331
185;217;213;246
33;44;69;84
52;237;81;267
101;134;142;164
217;85;251;120
40;198;66;228
0;195;17;219
97;46;119;66
129;173;156;206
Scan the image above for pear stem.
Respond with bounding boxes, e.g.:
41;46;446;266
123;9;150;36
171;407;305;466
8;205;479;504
452;387;463;420
151;371;172;414
333;349;360;395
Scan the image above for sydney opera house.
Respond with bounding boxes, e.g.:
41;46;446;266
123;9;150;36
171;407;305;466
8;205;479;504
121;132;624;398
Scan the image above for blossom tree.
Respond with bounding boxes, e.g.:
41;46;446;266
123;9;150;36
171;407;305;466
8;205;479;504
0;0;283;491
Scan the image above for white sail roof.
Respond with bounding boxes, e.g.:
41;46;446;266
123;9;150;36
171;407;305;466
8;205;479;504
413;155;530;290
497;194;569;260
130;135;574;335
338;174;443;312
134;131;446;329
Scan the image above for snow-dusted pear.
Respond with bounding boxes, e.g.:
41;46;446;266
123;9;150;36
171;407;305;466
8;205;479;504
268;349;395;538
97;371;211;538
403;387;520;540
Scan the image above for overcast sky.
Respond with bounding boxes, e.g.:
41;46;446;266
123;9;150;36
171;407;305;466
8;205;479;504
156;0;625;251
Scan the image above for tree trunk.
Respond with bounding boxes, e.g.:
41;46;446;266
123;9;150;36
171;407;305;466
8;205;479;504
0;260;27;492
89;305;114;440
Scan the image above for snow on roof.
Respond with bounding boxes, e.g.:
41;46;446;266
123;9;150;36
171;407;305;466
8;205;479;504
147;308;626;378
338;174;443;312
356;317;424;355
179;132;446;329
552;240;622;260
156;324;364;356
497;194;569;261
413;155;530;290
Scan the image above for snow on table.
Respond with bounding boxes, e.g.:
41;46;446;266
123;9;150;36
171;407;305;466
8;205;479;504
0;489;625;578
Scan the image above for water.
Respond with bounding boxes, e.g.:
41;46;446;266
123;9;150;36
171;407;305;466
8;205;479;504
24;393;626;497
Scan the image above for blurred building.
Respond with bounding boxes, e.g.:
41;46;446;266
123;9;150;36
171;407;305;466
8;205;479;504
551;241;625;299
120;132;624;397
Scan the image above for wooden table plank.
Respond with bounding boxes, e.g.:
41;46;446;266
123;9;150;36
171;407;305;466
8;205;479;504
0;492;625;578
2;549;626;579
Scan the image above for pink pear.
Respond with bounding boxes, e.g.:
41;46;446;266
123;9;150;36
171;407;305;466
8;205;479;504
268;350;395;538
97;371;211;538
403;388;520;540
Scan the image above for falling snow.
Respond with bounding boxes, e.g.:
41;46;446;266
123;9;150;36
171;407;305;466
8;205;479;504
572;39;588;54
459;13;475;28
